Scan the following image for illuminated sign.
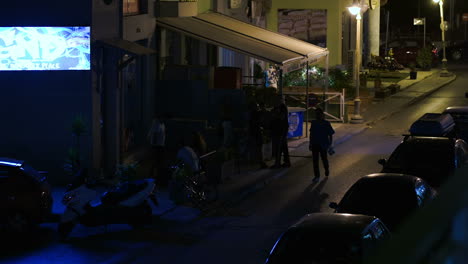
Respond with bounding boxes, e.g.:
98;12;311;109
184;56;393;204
0;27;90;71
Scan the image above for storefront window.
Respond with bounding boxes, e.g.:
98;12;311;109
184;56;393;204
123;0;140;15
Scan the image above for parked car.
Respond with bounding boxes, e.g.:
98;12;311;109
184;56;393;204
443;106;468;142
378;136;468;189
0;158;53;233
439;40;468;61
380;38;439;66
265;213;391;264
329;173;437;231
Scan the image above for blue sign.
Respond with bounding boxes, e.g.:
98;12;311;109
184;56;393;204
0;27;90;71
288;110;304;138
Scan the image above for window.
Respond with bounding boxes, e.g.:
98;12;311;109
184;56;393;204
123;0;139;15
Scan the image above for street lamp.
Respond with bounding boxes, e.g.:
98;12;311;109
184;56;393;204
432;0;451;77
348;0;367;124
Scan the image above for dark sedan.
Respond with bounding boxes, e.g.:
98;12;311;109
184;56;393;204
329;173;437;231
378;136;468;188
0;158;53;233
265;213;391;264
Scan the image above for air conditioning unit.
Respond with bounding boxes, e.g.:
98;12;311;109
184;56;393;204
156;1;198;17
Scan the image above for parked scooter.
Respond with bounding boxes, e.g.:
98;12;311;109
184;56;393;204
58;169;158;239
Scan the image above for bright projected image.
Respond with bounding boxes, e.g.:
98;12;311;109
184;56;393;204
0;27;90;71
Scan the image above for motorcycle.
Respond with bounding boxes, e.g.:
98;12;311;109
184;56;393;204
58;170;158;239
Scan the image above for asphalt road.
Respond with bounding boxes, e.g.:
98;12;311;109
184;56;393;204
2;64;467;264
120;65;468;264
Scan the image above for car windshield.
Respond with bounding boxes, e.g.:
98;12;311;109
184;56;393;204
267;229;361;264
386;142;452;171
337;182;416;229
21;163;45;182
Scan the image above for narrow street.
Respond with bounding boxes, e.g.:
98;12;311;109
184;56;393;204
2;65;467;264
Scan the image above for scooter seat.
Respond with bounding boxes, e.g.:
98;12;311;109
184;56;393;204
101;180;148;205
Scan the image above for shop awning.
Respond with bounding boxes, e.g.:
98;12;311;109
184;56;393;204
98;38;156;56
156;12;328;73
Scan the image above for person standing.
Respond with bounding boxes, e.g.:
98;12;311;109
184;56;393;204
309;108;335;182
147;114;167;183
270;95;291;169
248;102;267;169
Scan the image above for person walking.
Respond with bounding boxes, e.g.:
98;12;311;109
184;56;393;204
309;107;335;182
270;95;291;169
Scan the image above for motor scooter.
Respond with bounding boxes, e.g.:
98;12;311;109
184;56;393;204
58;170;158;239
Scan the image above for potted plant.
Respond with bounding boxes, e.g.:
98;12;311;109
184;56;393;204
409;63;417;80
64;114;87;177
253;62;264;86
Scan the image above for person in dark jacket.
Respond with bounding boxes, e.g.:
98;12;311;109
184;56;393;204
270;95;290;169
309;107;335;182
248;102;267;169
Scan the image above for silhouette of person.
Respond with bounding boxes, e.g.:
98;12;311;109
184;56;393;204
270;95;290;169
248;102;267;169
309;108;335;182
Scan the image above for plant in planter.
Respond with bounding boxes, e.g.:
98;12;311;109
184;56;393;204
253;62;264;86
416;46;433;71
64;114;87;177
409;63;417;79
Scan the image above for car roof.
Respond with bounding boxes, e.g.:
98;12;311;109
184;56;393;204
402;136;453;145
360;173;419;183
444;106;468;114
292;213;378;236
0;157;23;167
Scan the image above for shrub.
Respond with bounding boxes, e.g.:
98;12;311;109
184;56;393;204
416;46;433;70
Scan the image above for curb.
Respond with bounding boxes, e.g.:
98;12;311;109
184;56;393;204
405;75;457;106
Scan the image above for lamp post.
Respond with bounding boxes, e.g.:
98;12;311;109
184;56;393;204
433;0;451;77
348;0;366;124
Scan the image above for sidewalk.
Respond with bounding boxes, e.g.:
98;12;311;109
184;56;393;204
50;68;457;224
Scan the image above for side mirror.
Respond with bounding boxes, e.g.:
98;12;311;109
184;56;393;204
329;202;338;209
465;92;468;98
378;159;387;166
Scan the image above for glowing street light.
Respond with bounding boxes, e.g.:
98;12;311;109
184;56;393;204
348;0;368;124
432;0;451;77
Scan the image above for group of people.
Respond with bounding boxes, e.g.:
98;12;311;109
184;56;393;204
248;95;291;169
248;95;335;183
147;94;336;192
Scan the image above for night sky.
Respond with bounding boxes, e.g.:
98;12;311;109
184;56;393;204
382;0;468;41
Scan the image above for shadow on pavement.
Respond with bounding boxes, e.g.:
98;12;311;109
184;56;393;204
67;226;199;246
0;226;57;257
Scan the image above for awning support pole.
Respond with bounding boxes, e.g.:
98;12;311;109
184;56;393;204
306;62;309;138
279;68;283;96
324;54;329;113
